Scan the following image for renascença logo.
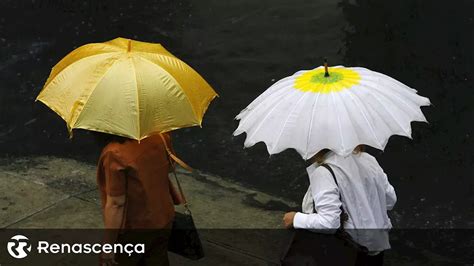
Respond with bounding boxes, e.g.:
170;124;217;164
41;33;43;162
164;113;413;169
5;234;145;259
7;235;32;259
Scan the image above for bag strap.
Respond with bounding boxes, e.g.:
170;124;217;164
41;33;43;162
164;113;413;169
158;134;193;215
319;164;348;227
320;164;369;253
320;164;339;194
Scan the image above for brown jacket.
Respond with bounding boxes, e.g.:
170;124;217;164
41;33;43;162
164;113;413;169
97;133;181;229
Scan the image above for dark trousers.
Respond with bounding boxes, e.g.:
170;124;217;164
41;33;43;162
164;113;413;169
355;251;384;266
281;230;359;266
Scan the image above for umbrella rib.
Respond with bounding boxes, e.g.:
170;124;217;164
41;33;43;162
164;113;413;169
272;91;309;154
373;72;419;94
345;89;382;147
137;56;200;121
236;78;296;120
239;84;291;120
337;88;359;146
242;88;291;141
42;52;122;93
374;82;428;123
361;81;425;119
130;57;141;139
242;78;296;113
67;56;122;129
305;92;321;159
135;51;178;61
330;91;345;153
369;89;412;137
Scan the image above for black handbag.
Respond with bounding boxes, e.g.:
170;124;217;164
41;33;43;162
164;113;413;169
166;170;204;260
168;211;204;260
161;135;205;260
281;164;368;266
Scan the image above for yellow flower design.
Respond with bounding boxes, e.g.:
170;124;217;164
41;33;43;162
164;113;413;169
294;67;361;93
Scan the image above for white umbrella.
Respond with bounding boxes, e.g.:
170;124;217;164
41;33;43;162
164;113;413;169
233;64;430;159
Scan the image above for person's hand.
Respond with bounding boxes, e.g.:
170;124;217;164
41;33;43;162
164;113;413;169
283;212;296;229
100;252;117;266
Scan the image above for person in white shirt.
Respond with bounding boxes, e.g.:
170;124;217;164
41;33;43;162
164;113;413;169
283;145;397;265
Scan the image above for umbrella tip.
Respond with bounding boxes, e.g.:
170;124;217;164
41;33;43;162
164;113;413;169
127;40;132;52
324;58;330;77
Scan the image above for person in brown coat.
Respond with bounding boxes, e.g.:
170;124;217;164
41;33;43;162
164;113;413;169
95;133;183;265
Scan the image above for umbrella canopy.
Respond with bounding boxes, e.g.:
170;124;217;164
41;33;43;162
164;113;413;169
233;65;430;159
37;37;217;139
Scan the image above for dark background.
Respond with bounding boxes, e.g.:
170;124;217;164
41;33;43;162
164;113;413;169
0;0;472;228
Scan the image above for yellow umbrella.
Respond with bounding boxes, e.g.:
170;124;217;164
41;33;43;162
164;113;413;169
36;37;217;139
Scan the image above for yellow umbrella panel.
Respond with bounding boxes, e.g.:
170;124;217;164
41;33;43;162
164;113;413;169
37;37;217;140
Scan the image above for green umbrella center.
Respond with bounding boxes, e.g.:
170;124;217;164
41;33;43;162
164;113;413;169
310;72;344;84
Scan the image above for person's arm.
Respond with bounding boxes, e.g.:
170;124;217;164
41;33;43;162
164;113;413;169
99;151;127;264
292;168;342;231
369;154;397;211
101;152;127;230
103;194;126;243
102;156;127;234
169;180;184;205
382;172;397;210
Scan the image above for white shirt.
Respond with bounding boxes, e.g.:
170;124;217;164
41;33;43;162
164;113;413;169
293;152;397;253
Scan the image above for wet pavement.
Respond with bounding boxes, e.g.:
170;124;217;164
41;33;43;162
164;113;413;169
0;0;473;231
0;156;296;229
1;156;472;265
0;156;296;264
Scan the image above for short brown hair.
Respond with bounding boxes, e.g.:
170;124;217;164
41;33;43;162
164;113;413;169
310;145;365;164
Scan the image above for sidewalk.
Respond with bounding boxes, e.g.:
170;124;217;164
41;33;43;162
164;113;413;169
0;156;298;265
0;156;466;265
